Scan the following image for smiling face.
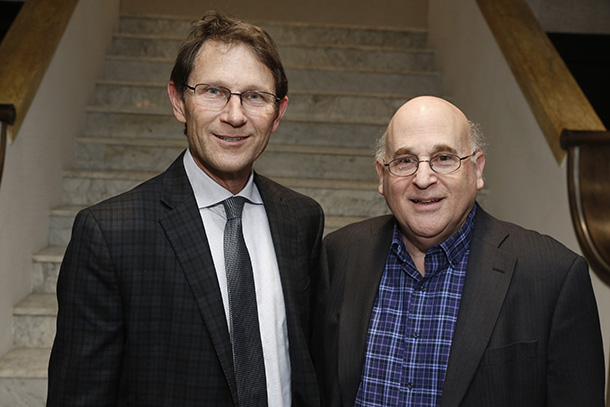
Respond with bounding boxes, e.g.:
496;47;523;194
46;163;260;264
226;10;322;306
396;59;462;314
168;40;288;193
376;97;485;254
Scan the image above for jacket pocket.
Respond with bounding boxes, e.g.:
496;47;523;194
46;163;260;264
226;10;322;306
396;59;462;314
479;340;538;366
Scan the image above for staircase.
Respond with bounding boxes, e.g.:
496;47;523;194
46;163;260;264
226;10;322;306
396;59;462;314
0;14;442;406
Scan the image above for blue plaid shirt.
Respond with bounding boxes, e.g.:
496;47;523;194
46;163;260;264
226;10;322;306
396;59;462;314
355;206;476;407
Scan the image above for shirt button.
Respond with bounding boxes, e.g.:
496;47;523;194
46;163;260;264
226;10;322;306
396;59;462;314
412;332;420;339
407;382;415;389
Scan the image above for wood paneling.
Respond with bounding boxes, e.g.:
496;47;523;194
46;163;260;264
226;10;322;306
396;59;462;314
0;0;79;141
477;0;606;163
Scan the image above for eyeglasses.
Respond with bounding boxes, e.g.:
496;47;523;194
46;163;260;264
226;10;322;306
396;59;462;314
185;83;280;113
383;153;474;177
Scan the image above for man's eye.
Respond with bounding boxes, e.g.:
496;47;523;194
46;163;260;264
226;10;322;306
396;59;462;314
204;87;222;96
399;157;416;164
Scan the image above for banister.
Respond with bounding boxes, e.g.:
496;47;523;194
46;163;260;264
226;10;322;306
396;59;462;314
0;104;16;191
0;0;79;142
476;0;606;164
560;129;610;277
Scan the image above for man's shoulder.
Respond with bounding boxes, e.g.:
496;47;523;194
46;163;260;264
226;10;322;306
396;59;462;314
325;215;394;246
255;173;322;210
80;157;184;219
474;207;581;265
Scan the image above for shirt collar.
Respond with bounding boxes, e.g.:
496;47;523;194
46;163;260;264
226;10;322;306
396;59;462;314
391;204;477;267
183;149;263;209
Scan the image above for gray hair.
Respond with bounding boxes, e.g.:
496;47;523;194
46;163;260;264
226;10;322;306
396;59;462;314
375;120;487;162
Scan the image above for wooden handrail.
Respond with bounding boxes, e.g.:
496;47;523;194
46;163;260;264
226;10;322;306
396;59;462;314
0;104;16;190
561;129;610;278
476;0;606;164
0;0;79;142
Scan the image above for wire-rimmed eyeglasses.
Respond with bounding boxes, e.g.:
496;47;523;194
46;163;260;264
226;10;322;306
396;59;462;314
185;83;280;113
383;153;474;177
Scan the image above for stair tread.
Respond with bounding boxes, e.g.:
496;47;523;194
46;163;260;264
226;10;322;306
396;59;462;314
0;348;51;378
104;54;439;76
75;136;374;156
85;105;390;126
114;32;432;51
33;246;66;262
14;293;57;316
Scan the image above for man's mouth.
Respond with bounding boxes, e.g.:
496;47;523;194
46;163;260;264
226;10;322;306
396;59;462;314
217;135;247;141
411;198;442;204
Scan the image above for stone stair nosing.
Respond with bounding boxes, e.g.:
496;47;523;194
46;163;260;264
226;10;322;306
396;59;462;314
0;13;438;406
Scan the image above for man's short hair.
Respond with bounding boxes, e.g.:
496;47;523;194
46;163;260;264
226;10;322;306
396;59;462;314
170;11;288;100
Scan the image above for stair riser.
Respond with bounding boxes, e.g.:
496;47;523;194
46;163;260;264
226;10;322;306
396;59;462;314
0;378;47;407
13;316;56;349
103;59;443;95
112;37;435;72
93;84;407;121
73;143;377;180
62;174;386;210
33;262;60;294
119;17;428;49
85;111;386;149
51;194;386;248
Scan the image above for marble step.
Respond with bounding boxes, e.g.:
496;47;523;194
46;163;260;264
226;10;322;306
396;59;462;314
84;107;387;148
111;35;435;72
92;82;409;122
102;56;443;95
0;348;49;406
53;172;389;246
32;247;64;295
118;14;429;49
12;294;57;349
39;211;379;295
48;211;379;249
60;169;387;210
72;138;379;180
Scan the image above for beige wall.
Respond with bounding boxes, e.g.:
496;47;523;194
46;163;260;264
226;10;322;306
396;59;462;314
120;0;429;28
428;0;610;385
0;0;120;355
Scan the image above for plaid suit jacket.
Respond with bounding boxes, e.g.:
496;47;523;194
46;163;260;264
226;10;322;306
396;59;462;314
47;152;324;406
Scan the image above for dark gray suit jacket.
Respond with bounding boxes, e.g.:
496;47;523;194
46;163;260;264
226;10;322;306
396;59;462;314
312;205;605;406
47;152;324;406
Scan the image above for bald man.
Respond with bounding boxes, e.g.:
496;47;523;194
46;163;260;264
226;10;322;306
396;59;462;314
311;96;605;407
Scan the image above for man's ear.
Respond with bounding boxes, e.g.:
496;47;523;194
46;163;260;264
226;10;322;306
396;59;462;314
474;151;486;191
375;158;385;196
167;81;187;123
271;96;289;133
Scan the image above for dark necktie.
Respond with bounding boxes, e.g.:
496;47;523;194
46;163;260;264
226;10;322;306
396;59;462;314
222;196;268;407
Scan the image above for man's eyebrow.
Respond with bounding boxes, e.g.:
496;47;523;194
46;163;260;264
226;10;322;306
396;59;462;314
393;147;416;157
392;144;457;158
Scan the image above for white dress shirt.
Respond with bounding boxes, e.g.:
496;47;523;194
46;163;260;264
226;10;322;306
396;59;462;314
183;150;291;406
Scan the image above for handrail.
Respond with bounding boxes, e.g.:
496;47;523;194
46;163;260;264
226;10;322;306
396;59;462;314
476;0;606;164
0;0;79;142
0;104;16;191
560;129;610;278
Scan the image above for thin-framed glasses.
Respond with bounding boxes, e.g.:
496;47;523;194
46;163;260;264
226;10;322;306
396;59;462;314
185;83;280;113
383;153;474;177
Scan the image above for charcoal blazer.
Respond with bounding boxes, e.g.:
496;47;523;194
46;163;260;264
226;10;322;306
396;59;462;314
47;152;324;406
312;204;605;407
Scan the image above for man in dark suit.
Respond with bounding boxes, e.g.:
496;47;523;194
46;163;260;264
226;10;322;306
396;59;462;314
47;11;323;406
312;96;605;406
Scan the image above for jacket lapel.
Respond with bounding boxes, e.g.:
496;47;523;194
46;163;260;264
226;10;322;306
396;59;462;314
157;154;237;403
338;216;394;405
440;207;516;407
